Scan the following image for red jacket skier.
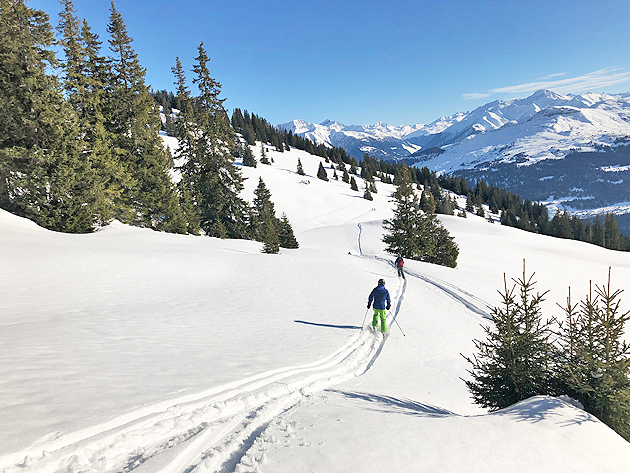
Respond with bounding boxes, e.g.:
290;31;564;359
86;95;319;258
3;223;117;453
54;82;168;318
395;256;405;279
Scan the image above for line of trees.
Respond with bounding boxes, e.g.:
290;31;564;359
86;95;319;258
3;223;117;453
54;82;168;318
231;114;630;254
0;0;298;252
1;0;181;233
439;175;630;251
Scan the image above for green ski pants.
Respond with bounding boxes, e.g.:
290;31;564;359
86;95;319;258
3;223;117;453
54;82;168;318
372;309;387;333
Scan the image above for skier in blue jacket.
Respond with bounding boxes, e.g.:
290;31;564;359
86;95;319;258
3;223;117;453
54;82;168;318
367;278;391;333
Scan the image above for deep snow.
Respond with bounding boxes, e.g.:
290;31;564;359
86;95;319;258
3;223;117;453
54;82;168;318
1;144;630;472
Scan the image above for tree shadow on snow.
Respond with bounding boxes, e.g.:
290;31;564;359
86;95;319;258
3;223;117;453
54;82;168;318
327;389;457;418
294;320;361;330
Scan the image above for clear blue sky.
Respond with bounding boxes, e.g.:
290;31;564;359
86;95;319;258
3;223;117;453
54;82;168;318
31;0;630;126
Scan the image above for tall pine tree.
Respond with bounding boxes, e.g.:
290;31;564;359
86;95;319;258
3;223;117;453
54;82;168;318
176;42;249;238
105;2;182;231
57;0;124;229
171;56;201;235
382;164;458;267
0;0;96;232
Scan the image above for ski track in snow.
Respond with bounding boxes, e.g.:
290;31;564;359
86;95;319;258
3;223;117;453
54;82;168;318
356;224;491;321
2;323;390;473
1;234;405;473
2;222;491;473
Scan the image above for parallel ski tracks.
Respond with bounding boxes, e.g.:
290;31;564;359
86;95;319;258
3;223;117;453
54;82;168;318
3;281;406;473
3;220;490;473
2;222;425;473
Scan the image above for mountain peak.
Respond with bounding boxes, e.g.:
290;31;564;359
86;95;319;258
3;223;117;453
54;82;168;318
319;119;335;126
528;89;565;101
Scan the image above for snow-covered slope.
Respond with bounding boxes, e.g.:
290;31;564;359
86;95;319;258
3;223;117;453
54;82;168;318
1;144;630;473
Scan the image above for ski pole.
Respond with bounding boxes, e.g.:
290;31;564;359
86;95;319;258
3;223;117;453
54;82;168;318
388;311;406;337
362;307;370;327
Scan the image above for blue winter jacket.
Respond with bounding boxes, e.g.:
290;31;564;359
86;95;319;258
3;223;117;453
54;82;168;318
368;284;391;310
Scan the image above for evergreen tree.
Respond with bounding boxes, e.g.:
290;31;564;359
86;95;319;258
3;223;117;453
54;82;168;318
272;133;284;153
317;161;329;181
260;141;270;164
424;214;459;267
464;262;555;409
231;107;245;132
296;157;305;175
342;166;350;183
382;164;458;267
260;213;279;254
349;158;358;175
193;42;249;237
57;0;123;229
174;43;249;238
176;177;200;235
382;164;424;259
253;177;276;224
590;215;605;247
555;270;630;440
105;2;181;231
350;176;359;191
277;212;299;249
171;56;201;234
465;193;474;212
0;0;101;232
237;139;256;167
603;213;621;250
363;180;373;201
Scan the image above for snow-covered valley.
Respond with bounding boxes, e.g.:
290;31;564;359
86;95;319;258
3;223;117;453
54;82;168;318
1;145;630;472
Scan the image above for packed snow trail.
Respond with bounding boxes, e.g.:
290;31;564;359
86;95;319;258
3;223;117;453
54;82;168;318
2;216;489;473
1;281;405;473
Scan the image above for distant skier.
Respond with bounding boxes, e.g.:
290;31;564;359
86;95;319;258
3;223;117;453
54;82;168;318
367;278;391;333
395;256;405;279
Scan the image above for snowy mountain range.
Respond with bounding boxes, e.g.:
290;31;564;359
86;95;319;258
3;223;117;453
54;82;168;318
278;89;630;166
278;89;630;229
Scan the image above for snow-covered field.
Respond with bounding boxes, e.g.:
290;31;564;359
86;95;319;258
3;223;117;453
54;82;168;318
1;145;630;472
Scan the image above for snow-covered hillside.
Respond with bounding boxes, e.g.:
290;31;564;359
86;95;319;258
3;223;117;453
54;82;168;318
1;144;630;473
